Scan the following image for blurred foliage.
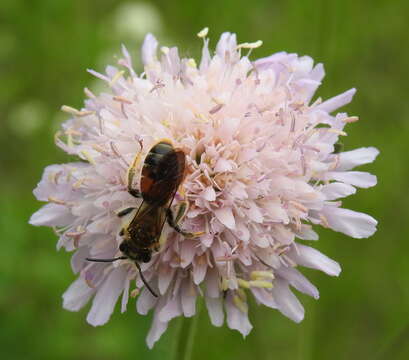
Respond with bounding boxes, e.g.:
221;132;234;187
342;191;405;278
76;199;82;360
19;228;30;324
1;0;409;359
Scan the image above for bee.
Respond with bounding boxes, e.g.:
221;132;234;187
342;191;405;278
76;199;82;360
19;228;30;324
86;140;200;297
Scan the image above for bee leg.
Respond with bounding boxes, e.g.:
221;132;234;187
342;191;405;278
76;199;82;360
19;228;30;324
129;189;142;198
166;207;204;238
174;200;188;224
117;207;136;217
127;141;143;198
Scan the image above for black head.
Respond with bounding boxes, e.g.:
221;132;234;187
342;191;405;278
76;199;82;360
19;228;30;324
119;241;152;263
128;225;157;248
86;242;157;297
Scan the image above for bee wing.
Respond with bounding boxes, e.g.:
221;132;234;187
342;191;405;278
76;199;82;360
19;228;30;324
128;200;158;228
141;148;186;205
134;147;186;247
128;197;171;247
155;150;186;238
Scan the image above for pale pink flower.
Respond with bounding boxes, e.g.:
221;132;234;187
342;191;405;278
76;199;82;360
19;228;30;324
30;29;378;348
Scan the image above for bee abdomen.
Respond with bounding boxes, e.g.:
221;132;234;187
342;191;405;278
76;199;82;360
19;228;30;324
150;141;173;155
143;142;174;176
141;141;185;205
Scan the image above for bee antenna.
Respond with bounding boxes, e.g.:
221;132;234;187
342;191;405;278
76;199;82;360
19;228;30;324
85;256;128;263
134;262;158;298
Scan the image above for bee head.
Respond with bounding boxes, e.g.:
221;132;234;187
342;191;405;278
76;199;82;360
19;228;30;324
119;241;152;263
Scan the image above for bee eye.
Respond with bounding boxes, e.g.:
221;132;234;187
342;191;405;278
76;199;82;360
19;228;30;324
119;242;127;252
141;251;151;263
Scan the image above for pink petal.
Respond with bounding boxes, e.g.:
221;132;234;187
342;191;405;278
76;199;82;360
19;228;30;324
180;240;196;268
321;182;356;200
181;281;197;317
205;268;221;298
323;207;377;239
81;263;107;288
233;221;250;242
263;199;289;224
271;279;304;323
219;117;240;140
254;52;295;70
316;88;356;113
296;79;321;102
205;297;224;327
192;257;207;285
121;276;130;313
251;288;277;308
225;294;252;336
199;38;211;71
158;295;182;322
277;267;319;299
70;247;89;274
201;186;216;201
246;201;263;223
337;147;379;171
310;63;325;82
158;266;175;294
29;203;74;227
216;32;237;58
86;267;127;326
328;171;377;188
214;158;234;172
229;182;248;199
200;233;214;247
136;288;158;315
141;33;158;66
290;244;341;276
295;225;319;241
214;207;236;230
146;314;168;349
62;277;94;312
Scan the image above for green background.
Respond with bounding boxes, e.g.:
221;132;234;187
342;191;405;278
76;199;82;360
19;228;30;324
1;0;408;359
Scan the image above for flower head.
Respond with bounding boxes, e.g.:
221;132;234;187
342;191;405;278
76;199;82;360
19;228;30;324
30;30;378;348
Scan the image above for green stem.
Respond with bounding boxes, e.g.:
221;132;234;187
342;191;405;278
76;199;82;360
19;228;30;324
173;299;202;360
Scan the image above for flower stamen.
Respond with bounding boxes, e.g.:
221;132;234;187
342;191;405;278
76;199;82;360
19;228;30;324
233;295;248;313
197;27;209;38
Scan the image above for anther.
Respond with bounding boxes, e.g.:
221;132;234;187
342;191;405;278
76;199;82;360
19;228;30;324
249;280;273;289
233;295;248;313
110;70;125;86
220;277;229;291
250;271;275;281
48;196;66;205
237;278;250;289
288;200;308;213
237;288;247;301
237;40;263;49
160;46;169;55
197;27;209;38
61;105;94;117
326;128;347;136
209;103;224;114
187;58;197;68
113;95;133;104
79;151;96;165
65;229;86;238
342;116;359;123
84;87;96;99
319;214;329;228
